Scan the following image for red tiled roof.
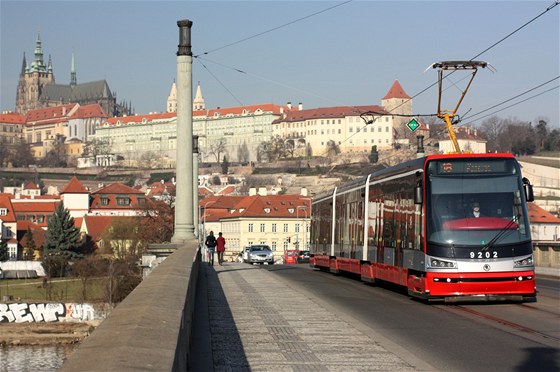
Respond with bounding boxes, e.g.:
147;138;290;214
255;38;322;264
528;203;560;224
103;112;176;126
72;104;108;119
23;181;40;190
82;215;132;241
272;105;387;124
382;80;410;100
93;183;145;195
17;223;47;248
199;194;312;221
11;201;57;213
0;194;17;223
60;176;89;194
217;185;236;195
0;112;26;124
9;195;60;201
25;103;78;125
194;104;286;118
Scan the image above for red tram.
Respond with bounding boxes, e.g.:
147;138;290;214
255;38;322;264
310;153;537;302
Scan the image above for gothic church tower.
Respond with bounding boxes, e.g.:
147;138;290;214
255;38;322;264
16;33;55;114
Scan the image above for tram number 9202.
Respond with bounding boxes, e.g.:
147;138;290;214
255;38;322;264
470;251;498;259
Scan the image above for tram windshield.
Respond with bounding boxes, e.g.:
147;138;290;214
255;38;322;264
426;158;531;246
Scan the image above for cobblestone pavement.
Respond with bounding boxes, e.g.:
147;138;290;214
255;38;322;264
204;263;418;372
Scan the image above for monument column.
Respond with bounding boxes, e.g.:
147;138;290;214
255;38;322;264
171;19;196;243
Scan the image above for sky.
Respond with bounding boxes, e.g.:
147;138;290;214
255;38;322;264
1;1;559;129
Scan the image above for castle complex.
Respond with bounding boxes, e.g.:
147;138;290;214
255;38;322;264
15;33;132;117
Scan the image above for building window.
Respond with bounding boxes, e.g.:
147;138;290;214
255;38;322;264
271;241;277;251
283;241;289;250
260;223;265;233
283;224;289;233
295;223;300;233
101;196;109;206
272;223;277;232
117;197;130;206
248;223;254;232
0;208;6;216
8;246;17;260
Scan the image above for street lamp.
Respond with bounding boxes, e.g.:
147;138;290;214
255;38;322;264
296;206;308;251
201;200;217;243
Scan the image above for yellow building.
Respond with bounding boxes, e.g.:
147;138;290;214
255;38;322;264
200;189;311;262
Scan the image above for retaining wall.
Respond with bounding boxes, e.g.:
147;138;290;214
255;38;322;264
61;241;200;372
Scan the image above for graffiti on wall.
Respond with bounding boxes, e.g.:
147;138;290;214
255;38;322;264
0;303;101;323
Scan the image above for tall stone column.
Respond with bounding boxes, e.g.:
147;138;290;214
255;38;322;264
193;135;199;241
171;19;196;243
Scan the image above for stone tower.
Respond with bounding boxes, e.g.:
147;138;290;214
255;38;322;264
193;82;205;111
381;80;412;141
167;80;177;113
16;33;55;114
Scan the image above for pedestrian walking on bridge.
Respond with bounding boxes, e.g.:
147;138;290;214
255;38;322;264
205;231;217;266
216;232;226;265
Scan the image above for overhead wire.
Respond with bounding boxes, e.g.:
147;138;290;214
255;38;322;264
193;1;353;58
463;76;560;122
193;1;558;161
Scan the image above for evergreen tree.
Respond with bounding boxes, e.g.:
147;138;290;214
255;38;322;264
221;155;229;175
43;203;81;277
369;145;379;164
24;227;36;260
0;239;8;262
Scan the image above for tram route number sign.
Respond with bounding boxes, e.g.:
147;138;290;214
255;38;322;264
406;118;420;132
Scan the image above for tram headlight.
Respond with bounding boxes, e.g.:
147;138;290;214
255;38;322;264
514;255;534;268
428;257;457;269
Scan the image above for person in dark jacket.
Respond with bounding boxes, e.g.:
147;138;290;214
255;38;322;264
205;231;217;266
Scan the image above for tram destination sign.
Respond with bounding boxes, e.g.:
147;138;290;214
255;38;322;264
436;160;508;174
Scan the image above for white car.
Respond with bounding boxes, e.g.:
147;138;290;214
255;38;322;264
244;245;274;265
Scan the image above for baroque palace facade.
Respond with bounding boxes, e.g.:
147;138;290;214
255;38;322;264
91;81;412;167
14;33;132;117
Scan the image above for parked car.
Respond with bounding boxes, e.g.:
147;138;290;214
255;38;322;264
297;250;310;263
244;245;274;265
241;246;252;262
284;250;298;264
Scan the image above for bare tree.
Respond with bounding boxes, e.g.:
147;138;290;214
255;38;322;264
479;116;505;152
208;137;227;164
237;141;250;164
83;138;112;158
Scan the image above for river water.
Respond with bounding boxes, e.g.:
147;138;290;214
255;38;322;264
0;345;76;372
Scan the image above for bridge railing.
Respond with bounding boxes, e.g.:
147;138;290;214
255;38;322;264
61;241;201;372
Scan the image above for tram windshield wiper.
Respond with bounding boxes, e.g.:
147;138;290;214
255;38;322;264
481;214;520;252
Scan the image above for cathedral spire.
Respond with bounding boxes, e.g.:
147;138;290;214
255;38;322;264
48;54;53;74
30;32;46;73
20;52;27;76
70;49;77;87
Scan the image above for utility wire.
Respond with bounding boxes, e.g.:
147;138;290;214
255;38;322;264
386;0;560;119
193;1;353;58
463;85;559;124
463;76;560;122
194;1;559;163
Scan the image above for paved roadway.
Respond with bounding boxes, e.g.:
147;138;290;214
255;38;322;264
190;263;559;371
190;262;429;371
